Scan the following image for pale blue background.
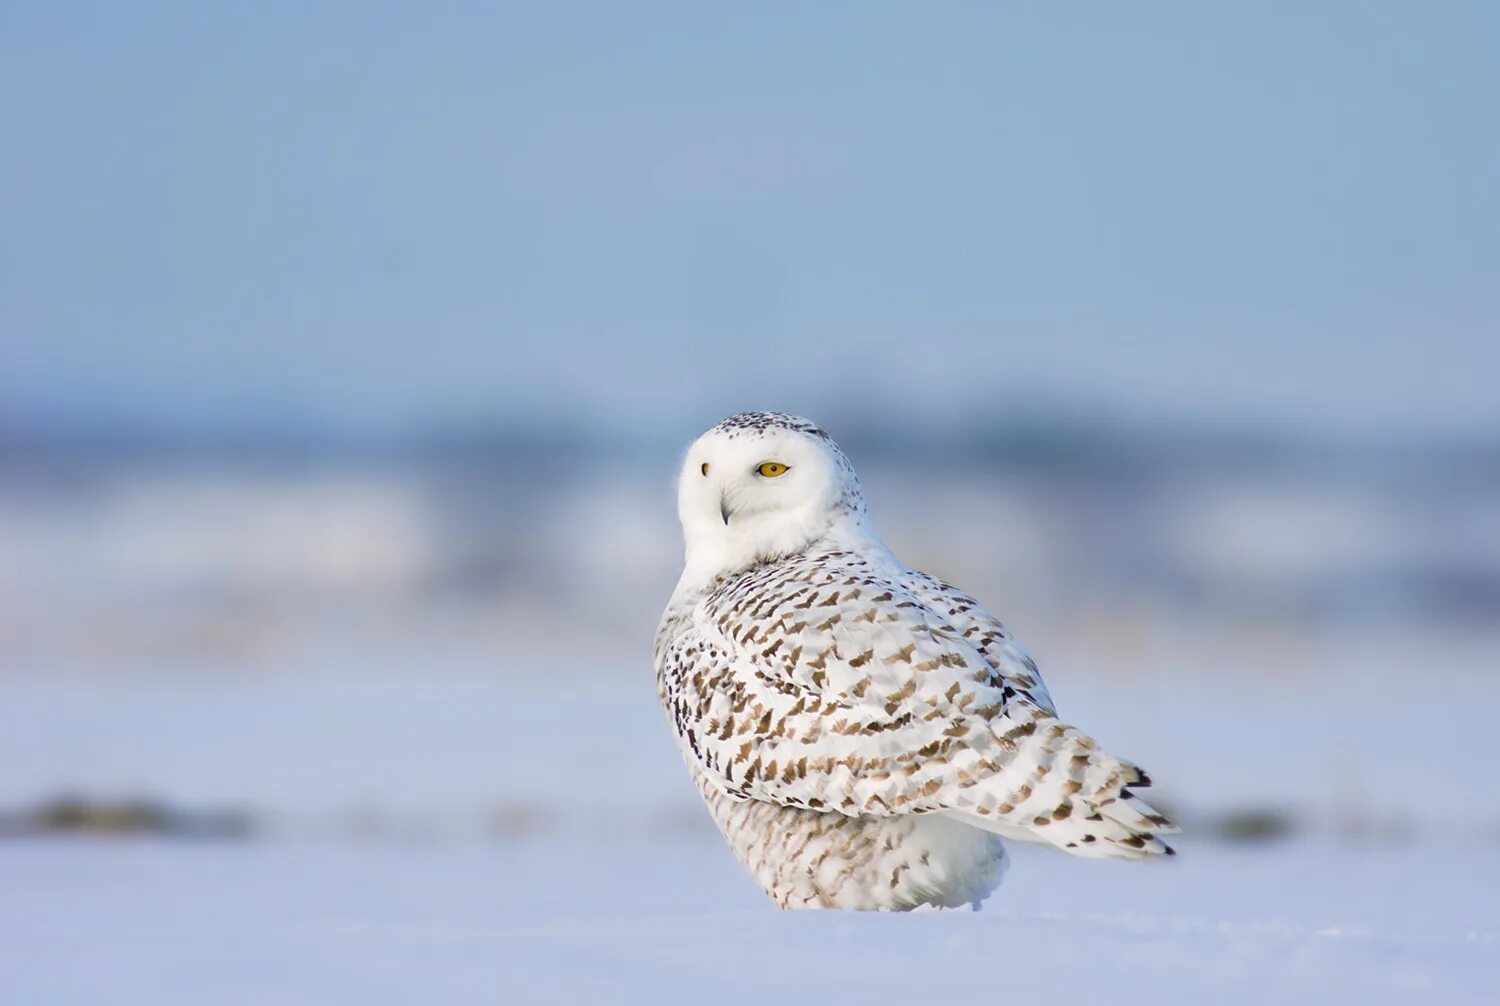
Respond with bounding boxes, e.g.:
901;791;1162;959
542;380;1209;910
3;3;1496;438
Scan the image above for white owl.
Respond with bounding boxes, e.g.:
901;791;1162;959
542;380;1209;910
655;412;1175;910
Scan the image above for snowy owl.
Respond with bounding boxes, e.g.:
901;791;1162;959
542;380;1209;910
655;412;1176;910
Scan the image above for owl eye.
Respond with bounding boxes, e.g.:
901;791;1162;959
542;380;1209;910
701;463;710;476
756;461;789;478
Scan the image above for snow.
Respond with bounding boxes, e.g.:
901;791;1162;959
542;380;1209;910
3;667;1499;1004
2;836;1496;1005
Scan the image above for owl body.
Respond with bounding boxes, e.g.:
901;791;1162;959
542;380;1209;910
656;413;1174;910
687;763;1006;910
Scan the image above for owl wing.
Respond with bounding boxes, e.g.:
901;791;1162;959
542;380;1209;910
895;570;1058;717
658;548;1175;858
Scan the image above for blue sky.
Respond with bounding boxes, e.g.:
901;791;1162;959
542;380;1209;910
3;3;1496;440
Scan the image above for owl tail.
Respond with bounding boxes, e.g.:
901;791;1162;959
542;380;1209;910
955;717;1178;860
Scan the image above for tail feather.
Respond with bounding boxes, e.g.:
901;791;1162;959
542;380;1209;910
951;714;1177;860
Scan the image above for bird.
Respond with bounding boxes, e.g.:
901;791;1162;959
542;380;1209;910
655;411;1176;910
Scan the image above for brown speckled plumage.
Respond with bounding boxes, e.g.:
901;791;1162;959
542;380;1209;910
656;413;1175;910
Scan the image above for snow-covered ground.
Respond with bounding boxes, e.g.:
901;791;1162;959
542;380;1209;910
3;665;1499;1004
2;835;1496;1005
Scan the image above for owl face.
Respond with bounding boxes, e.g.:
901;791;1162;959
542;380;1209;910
676;413;866;569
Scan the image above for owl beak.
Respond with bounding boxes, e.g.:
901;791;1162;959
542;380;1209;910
719;493;733;526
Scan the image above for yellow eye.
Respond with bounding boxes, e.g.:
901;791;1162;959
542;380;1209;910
700;462;710;476
756;461;789;478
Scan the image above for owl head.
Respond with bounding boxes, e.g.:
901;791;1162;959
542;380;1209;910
675;412;871;580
